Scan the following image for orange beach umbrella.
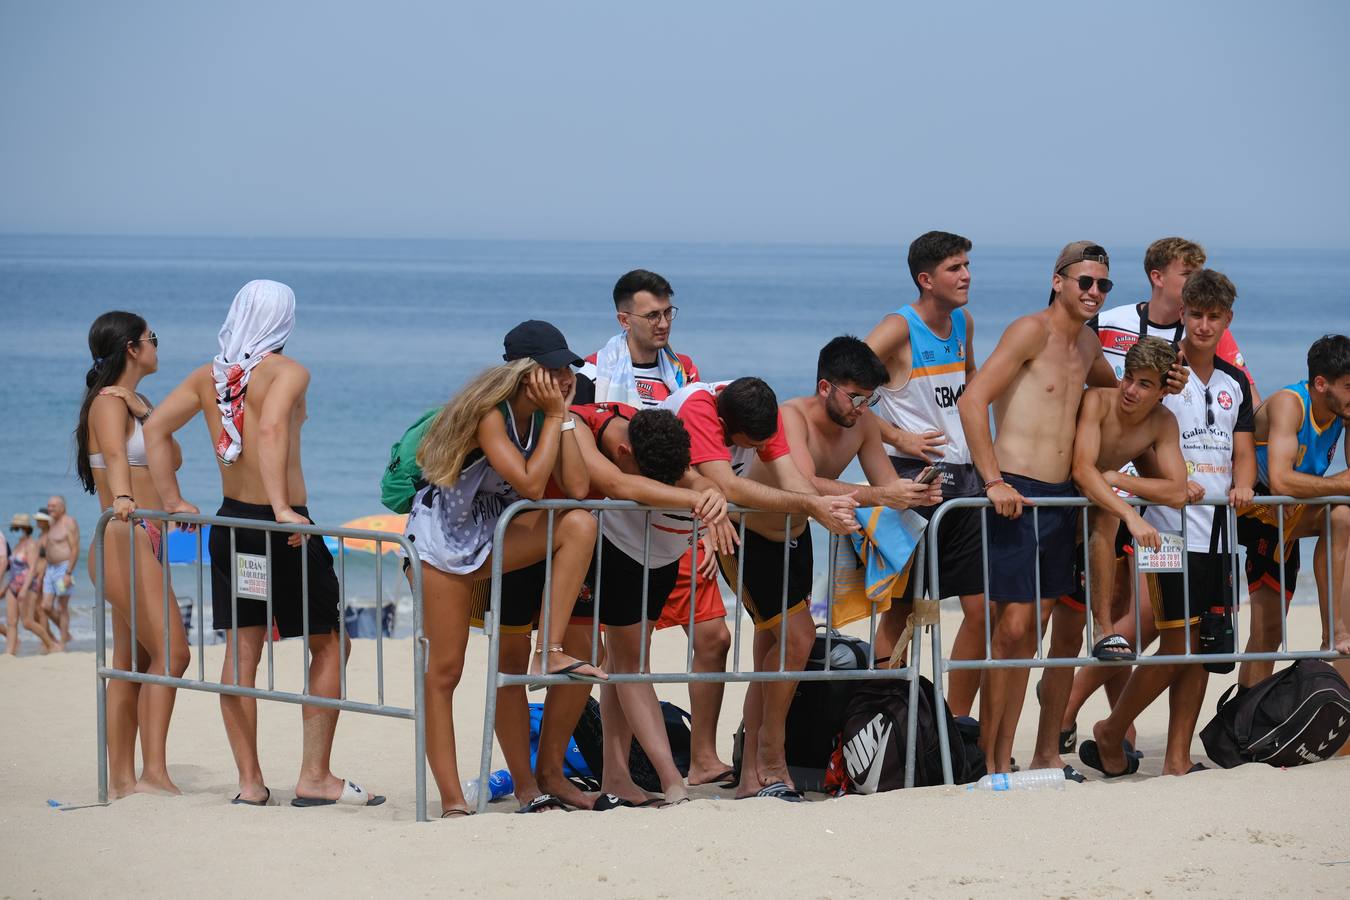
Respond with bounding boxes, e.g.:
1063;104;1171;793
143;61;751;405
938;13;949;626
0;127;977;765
335;514;408;555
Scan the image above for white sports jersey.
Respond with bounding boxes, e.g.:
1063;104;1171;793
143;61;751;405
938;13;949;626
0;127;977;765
1145;357;1254;551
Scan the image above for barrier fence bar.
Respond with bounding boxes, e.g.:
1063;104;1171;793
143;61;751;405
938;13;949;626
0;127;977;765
93;508;428;821
474;498;937;810
927;494;1350;786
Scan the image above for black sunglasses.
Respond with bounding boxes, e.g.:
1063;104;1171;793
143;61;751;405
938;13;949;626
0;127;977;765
1060;274;1114;294
1204;388;1215;427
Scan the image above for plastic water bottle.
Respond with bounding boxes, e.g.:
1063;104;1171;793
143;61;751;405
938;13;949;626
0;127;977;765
966;768;1065;792
461;769;514;805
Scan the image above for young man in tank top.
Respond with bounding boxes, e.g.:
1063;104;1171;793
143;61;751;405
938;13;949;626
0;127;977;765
1237;333;1350;687
1081;275;1255;777
864;231;987;716
146;280;381;808
574;269;735;787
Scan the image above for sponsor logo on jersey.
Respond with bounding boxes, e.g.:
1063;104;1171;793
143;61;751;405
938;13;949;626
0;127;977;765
1098;328;1137;353
922;350;936;362
934;383;965;409
1218;390;1233;410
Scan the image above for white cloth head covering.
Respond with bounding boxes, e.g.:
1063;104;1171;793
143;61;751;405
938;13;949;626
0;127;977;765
212;280;296;465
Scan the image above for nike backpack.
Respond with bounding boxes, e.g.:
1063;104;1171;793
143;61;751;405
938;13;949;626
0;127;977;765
1200;659;1350;768
834;674;976;792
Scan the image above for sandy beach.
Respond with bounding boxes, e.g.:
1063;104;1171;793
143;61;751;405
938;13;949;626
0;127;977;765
3;604;1348;899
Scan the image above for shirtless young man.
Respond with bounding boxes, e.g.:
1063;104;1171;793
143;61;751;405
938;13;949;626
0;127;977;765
1081;277;1255;778
1237;334;1350;687
39;496;79;646
146;280;381;808
779;336;943;659
576;269;734;787
662;377;858;800
865;231;985;715
956;241;1123;777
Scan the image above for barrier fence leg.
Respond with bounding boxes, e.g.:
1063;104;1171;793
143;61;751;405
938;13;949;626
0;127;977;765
476;538;509;815
95;519;108;804
410;557;427;823
903;535;926;788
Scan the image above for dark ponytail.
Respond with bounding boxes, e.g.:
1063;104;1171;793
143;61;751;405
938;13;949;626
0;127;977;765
76;311;148;494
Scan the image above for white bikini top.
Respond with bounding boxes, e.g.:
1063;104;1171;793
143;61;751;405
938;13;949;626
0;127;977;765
89;416;148;469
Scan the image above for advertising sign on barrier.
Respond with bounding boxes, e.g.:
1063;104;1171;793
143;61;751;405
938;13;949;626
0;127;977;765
1135;532;1185;572
235;553;269;599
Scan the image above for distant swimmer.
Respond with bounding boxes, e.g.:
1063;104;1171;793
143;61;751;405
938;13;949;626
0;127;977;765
78;311;189;796
865;230;986;716
957;241;1123;780
1236;334;1350;687
146;281;381;809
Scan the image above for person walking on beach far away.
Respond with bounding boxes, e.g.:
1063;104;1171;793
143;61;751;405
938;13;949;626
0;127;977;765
576;269;736;787
39;495;79;646
146;280;382;809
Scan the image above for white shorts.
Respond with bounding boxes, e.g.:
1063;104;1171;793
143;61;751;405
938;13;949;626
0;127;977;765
43;560;72;597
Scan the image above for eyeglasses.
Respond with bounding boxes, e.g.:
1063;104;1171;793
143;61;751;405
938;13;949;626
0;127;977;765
829;383;881;409
1204;387;1215;426
625;306;678;325
1059;273;1114;295
131;333;159;348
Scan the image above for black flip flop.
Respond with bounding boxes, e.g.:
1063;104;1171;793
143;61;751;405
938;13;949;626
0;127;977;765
440;806;472;819
752;781;805;802
527;661;607;692
516;792;569;813
592;793;636;811
1078;739;1140;778
1061;764;1086;784
1123;739;1144;761
1092;634;1137;662
1059;723;1078;754
1185;762;1209;774
230;787;272;807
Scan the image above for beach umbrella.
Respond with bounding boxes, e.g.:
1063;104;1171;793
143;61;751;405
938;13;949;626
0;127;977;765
328;514;407;555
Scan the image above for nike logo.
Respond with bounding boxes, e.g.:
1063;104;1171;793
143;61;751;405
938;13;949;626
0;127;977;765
842;713;894;794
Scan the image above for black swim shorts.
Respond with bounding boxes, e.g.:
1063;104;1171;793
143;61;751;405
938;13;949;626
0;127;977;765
985;473;1078;602
718;527;813;631
572;536;679;628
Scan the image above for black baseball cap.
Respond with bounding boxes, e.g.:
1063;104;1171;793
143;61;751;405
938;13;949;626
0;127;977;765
503;320;584;369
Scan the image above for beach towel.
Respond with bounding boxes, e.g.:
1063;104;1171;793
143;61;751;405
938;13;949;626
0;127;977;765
826;505;926;628
213;280;295;465
588;332;689;406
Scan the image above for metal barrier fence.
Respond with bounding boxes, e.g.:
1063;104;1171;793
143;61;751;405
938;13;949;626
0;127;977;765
93;509;428;821
473;498;934;812
925;494;1350;784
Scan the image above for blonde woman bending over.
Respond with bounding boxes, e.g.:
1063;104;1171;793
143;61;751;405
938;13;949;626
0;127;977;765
405;320;602;818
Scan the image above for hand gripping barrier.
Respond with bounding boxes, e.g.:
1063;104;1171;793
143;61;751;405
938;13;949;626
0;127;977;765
92;508;429;821
473;499;936;812
924;494;1350;785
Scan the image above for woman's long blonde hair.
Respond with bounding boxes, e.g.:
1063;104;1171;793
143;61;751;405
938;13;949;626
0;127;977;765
417;358;538;487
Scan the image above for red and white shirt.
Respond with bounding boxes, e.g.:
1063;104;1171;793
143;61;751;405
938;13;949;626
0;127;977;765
659;381;791;475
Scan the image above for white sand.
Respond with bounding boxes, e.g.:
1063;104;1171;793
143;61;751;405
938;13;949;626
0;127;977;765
2;605;1348;899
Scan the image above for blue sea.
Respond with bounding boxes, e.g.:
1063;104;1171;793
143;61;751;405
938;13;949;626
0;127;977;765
2;235;1346;643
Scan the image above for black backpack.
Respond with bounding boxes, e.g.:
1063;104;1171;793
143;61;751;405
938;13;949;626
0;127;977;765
1200;659;1350;768
836;674;980;791
730;627;871;793
570;696;693;792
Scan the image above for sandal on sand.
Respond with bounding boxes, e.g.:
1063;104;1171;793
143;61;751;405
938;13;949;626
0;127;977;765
440;806;472;819
516;793;569;814
1123;739;1144;761
751;781;805;802
703;768;738;789
592;793;637;811
291;779;386;808
1059;723;1078;754
230;787;273;807
1186;763;1209;774
1061;764;1087;784
527;647;607;691
1092;634;1137;662
1078;740;1140;778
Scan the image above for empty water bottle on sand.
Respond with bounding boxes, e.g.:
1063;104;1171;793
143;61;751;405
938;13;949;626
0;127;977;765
462;769;514;805
967;768;1065;792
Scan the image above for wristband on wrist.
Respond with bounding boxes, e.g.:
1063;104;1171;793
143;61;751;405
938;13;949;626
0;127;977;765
115;494;134;502
983;478;1005;492
559;418;576;432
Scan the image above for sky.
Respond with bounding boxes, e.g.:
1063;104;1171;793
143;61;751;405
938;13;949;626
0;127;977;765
2;0;1348;248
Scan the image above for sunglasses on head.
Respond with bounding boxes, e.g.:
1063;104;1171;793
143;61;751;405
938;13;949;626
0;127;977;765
1060;273;1114;294
829;383;881;409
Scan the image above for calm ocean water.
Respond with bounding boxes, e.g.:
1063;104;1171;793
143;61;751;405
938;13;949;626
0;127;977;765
2;235;1346;641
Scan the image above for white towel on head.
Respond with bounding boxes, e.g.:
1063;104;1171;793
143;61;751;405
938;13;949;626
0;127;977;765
213;280;296;465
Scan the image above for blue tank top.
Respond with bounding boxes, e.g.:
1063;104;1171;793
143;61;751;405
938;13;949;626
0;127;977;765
1256;381;1345;484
